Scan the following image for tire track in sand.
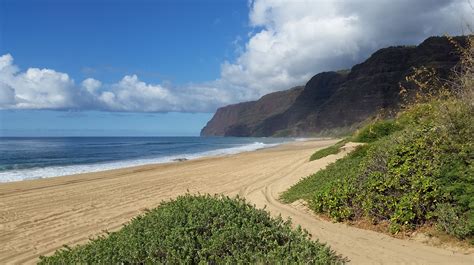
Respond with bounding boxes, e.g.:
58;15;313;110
0;140;473;264
242;143;473;264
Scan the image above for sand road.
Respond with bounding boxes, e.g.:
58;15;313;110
0;139;472;264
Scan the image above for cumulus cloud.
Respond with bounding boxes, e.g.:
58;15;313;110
0;83;15;106
81;78;102;94
98;75;175;112
0;54;77;109
0;0;471;112
222;0;471;94
0;54;241;112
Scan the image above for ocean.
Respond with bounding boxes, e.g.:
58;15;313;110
0;137;295;183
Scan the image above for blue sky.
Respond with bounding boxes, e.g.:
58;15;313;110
0;0;470;136
1;0;248;84
0;110;211;136
0;0;249;136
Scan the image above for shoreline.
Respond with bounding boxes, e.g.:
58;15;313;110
0;139;335;263
0;137;316;184
2;138;472;264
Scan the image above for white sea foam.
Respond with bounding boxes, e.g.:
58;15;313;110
0;141;282;183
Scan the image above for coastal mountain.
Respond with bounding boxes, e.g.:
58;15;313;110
201;36;467;137
199;86;303;136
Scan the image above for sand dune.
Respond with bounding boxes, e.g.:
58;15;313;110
0;139;472;264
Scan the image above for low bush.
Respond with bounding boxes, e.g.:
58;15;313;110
355;127;444;231
353;119;402;143
435;203;472;240
39;194;345;264
283;97;473;242
282;145;368;205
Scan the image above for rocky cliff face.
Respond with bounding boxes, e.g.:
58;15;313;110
201;36;467;137
200;86;303;136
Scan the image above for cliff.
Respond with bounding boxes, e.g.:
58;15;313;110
200;86;303;136
201;36;467;137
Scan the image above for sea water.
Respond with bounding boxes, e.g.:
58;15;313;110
0;137;295;183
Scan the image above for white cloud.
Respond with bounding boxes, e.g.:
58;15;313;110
98;75;175;112
0;83;15;106
0;0;471;112
0;54;242;112
222;0;471;95
81;78;102;94
0;54;18;107
0;54;77;109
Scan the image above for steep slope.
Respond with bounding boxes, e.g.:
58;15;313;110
201;36;467;137
200;86;303;136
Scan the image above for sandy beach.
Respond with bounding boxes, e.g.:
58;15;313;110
1;139;473;264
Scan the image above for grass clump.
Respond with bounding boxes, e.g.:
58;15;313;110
39;194;345;264
309;140;347;161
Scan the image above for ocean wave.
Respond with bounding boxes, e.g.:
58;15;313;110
0;141;282;183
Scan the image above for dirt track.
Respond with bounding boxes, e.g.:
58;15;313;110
1;139;472;264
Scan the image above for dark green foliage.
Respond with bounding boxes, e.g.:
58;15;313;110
309;140;347;161
353;120;402;143
355;128;443;231
435;203;472;240
39;194;345;264
282;98;473;242
307;146;368;222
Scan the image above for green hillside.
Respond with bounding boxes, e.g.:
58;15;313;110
283;37;473;243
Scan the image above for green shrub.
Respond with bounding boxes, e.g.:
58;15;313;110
309;140;347;161
39;194;345;264
311;177;357;222
353;120;402;143
433;99;474;239
435;203;472;240
283;97;473;242
282;145;368;205
356;128;443;231
396;102;437;127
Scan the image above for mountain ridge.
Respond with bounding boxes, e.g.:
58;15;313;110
201;36;468;137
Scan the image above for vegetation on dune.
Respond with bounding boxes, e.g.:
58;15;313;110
39;194;345;264
284;98;473;241
283;36;474;243
282;145;368;204
309;140;348;161
352;119;402;143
